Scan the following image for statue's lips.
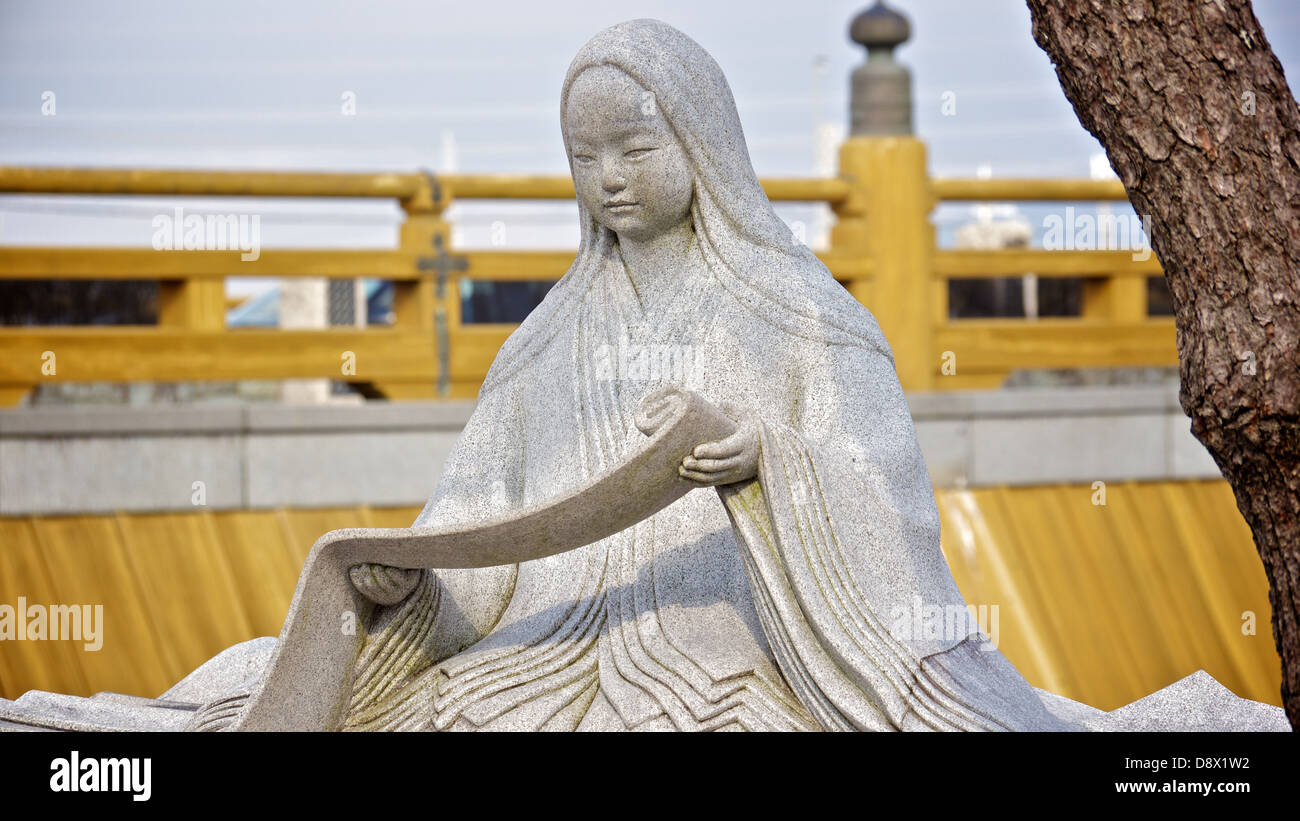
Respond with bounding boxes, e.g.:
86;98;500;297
604;201;639;211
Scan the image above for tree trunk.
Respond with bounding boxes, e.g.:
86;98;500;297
1025;0;1300;728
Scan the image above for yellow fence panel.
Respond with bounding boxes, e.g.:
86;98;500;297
0;480;1280;711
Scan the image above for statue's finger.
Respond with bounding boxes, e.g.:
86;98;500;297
692;434;743;459
349;563;421;605
683;455;737;473
678;468;721;485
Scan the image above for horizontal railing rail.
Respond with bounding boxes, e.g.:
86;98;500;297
0;144;1176;405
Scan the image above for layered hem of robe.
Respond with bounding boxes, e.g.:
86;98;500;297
718;420;1078;732
335;415;1077;732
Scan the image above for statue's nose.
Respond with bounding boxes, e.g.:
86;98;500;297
601;160;627;193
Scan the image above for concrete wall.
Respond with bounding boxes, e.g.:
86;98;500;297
0;403;474;515
907;386;1220;487
0;386;1222;515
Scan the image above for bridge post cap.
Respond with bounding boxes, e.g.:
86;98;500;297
849;1;911;51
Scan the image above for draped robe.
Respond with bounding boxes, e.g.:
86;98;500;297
338;239;1073;732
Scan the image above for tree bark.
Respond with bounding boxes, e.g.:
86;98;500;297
1025;0;1300;727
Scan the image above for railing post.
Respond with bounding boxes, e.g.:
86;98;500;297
837;2;933;391
830;148;872;309
1082;275;1148;323
158;278;225;330
380;174;453;399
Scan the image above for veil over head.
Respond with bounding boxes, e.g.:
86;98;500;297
481;18;892;394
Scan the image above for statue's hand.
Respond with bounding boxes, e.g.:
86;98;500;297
348;563;423;606
679;405;759;487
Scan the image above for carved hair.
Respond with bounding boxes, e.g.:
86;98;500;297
482;19;891;394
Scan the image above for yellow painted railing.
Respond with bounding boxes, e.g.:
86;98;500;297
0;140;1176;403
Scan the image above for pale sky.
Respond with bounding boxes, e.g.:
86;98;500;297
2;0;1296;295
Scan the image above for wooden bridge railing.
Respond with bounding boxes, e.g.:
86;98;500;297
0;139;1176;405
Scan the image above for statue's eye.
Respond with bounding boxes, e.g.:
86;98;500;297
625;148;656;159
573;154;596;165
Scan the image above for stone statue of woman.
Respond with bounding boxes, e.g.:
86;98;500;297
174;19;1284;733
313;17;1077;732
5;18;1283;733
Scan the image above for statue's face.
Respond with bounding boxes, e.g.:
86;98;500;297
564;65;694;243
